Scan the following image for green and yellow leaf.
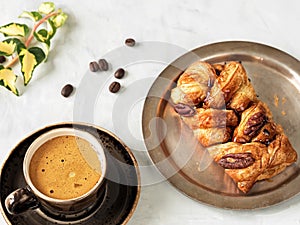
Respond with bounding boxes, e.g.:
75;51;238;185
33;16;59;45
0;66;19;95
38;2;55;14
19;11;42;21
47;19;56;39
19;47;45;85
51;12;68;28
34;29;48;43
0;38;23;56
0;23;29;37
0;39;16;56
29;47;46;65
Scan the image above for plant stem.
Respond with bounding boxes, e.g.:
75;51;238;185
5;11;59;69
25;11;58;47
5;56;19;69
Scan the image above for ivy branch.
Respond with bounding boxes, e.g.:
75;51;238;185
5;11;59;69
0;2;67;96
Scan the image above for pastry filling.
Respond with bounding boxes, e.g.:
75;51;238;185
170;61;297;193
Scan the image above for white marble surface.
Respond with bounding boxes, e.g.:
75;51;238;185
1;0;300;224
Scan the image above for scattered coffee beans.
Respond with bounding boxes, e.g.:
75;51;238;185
61;84;74;97
114;68;125;79
0;56;6;63
98;58;109;71
89;61;99;72
125;38;135;47
109;81;121;93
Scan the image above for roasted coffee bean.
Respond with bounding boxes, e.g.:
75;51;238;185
114;68;125;79
98;58;109;71
125;38;136;47
174;103;196;117
218;153;255;169
61;84;74;97
0;56;6;63
89;61;99;72
109;81;121;93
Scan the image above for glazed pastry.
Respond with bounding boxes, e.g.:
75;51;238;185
207;141;270;193
208;134;297;193
193;127;232;147
178;107;238;146
170;61;216;105
204;62;257;111
233;101;272;143
204;62;248;108
257;134;297;180
171;60;298;193
181;108;238;129
252;122;279;145
227;81;257;112
212;63;225;76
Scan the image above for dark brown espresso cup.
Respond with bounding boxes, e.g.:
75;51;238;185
5;128;107;220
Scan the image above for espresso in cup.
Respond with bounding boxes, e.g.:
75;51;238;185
5;127;107;219
29;135;101;200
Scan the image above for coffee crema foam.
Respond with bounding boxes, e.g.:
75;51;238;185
29;135;101;200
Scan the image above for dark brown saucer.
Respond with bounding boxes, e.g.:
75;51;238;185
0;122;140;225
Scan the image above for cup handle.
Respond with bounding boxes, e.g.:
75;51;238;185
5;186;39;214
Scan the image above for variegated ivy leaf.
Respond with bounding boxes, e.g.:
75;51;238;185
0;38;24;56
19;47;45;85
38;2;55;15
19;11;42;22
33;20;55;60
34;29;48;43
0;66;19;95
0;23;29;37
0;39;17;56
34;20;56;40
34;29;51;59
47;19;56;39
34;28;51;59
34;20;57;44
51;12;68;28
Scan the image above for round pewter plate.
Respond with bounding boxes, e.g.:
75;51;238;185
142;41;300;209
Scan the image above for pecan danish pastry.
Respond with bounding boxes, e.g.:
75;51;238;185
170;60;297;193
171;61;216;105
207;141;270;193
233;101;271;143
180;108;238;146
204;61;257;110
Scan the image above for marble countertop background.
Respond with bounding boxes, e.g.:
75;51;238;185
1;0;300;224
